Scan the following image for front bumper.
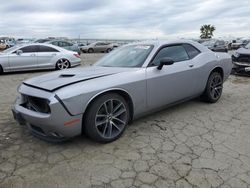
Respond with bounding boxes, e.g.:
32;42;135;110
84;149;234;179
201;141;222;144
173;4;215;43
12;85;83;142
232;61;250;73
232;55;250;73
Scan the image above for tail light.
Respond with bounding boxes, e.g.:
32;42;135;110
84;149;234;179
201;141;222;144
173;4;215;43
74;54;81;58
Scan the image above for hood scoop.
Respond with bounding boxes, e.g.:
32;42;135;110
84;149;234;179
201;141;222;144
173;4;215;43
59;74;75;78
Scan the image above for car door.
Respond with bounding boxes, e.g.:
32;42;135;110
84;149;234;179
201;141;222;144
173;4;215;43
94;42;103;52
9;45;38;71
146;44;199;109
37;45;59;68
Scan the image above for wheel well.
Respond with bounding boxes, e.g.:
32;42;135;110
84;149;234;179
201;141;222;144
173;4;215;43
84;90;134;122
0;64;3;74
211;67;224;79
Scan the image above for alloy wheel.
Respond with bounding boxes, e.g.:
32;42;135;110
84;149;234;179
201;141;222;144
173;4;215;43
209;74;223;100
57;59;70;70
95;99;127;139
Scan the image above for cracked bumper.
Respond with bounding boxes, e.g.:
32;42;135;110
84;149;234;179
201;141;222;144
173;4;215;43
12;85;83;142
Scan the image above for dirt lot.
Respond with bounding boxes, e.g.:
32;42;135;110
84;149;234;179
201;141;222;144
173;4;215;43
0;54;250;188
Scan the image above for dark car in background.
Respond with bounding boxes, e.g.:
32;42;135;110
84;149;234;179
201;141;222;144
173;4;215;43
202;40;228;52
232;43;250;75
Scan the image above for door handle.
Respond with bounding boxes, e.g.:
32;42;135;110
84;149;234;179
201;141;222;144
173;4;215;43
30;54;36;56
189;64;194;68
51;53;57;56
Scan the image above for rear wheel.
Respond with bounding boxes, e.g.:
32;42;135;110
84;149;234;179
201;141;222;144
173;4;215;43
88;48;94;53
106;48;112;53
56;59;70;70
83;93;130;143
202;72;223;103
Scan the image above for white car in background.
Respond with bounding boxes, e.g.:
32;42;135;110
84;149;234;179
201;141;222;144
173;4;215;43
0;43;81;73
81;42;114;53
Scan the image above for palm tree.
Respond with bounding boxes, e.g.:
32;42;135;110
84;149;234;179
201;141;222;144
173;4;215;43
200;24;216;39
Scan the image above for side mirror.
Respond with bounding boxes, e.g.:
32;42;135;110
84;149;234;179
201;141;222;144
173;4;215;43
16;50;23;55
157;58;174;70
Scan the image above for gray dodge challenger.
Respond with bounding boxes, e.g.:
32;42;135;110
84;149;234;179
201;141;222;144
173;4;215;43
12;40;232;142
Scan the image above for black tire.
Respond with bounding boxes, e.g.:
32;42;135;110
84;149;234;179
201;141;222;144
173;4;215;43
106;48;111;53
0;65;3;74
83;93;130;143
202;72;223;103
56;59;71;70
88;48;94;53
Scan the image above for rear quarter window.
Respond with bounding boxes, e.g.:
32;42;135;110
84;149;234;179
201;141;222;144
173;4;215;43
183;44;200;59
38;45;59;52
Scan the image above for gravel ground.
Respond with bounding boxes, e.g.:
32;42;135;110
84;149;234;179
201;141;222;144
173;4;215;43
0;54;250;188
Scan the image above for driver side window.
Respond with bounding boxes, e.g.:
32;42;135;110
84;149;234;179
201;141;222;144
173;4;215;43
151;45;189;66
18;45;38;53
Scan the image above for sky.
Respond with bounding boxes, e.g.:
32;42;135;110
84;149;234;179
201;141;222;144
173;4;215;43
0;0;249;40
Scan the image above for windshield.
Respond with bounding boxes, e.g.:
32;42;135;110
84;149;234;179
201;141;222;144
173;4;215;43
2;45;22;53
95;44;153;67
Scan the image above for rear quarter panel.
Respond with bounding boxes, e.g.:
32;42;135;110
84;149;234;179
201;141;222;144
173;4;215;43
187;51;232;95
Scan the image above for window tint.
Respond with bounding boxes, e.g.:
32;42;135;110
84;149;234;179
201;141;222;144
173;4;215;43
218;41;225;45
19;45;38;53
183;44;200;59
64;42;72;46
38;45;59;52
152;45;189;66
52;41;58;46
58;41;63;47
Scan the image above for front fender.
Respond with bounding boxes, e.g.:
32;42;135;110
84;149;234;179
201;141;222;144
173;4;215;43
58;88;134;116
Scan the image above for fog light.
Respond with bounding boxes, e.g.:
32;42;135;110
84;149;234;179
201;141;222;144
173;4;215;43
245;67;250;72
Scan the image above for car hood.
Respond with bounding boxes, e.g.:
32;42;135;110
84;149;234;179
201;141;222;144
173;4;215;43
236;48;250;55
23;66;135;92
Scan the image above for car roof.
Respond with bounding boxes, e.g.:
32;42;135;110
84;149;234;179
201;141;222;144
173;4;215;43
8;43;67;52
127;39;210;52
46;40;72;43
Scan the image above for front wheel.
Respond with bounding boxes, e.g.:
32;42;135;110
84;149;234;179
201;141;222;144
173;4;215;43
88;48;94;53
202;72;223;103
0;65;3;74
56;59;70;70
83;93;130;143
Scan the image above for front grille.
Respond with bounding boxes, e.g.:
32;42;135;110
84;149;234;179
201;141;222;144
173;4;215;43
237;55;250;63
21;95;51;113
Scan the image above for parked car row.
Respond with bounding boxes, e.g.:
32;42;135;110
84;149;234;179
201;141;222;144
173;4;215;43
0;37;16;50
0;37;121;55
199;38;250;75
199;38;250;52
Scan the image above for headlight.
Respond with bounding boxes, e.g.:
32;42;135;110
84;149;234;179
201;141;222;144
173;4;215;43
234;52;240;58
